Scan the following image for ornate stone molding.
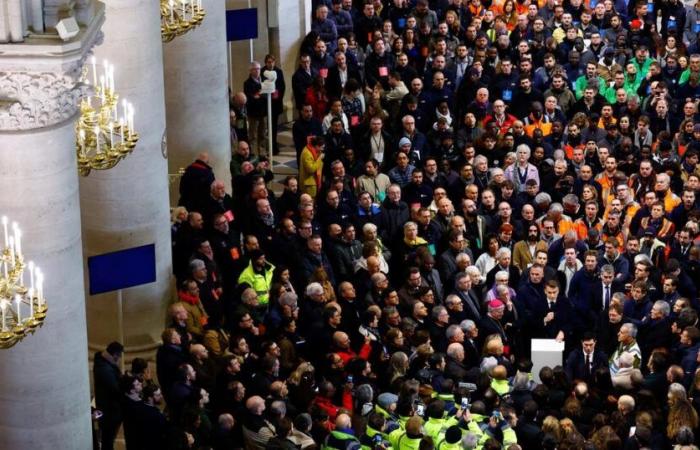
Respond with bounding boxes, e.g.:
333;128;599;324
0;1;104;131
0;69;89;130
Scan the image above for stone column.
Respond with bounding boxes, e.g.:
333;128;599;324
81;0;172;357
268;0;312;121
162;0;230;186
0;4;104;448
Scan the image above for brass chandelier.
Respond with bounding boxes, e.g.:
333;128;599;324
75;57;139;177
161;0;206;43
0;216;47;349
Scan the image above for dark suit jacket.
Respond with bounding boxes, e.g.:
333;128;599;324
326;65;362;100
454;289;483;323
485;264;521;290
564;348;608;382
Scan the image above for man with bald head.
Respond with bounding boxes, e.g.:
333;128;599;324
241;395;276;448
189;344;216;395
324;413;362;449
332;330;371;364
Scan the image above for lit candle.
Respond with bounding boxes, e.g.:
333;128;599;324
8;237;14;265
13;225;20;259
94;126;101;153
28;287;33;318
198;0;202;10
79;129;86;157
28;261;34;291
119;119;125;144
1;300;7;331
191;0;195;16
182;0;186;18
15;294;20;324
128;104;134;134
122;99;128;124
109;123;113;148
169;0;175;22
99;75;104;95
36;271;43;307
91;56;97;86
1;216;7;247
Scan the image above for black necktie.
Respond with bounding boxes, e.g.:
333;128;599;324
585;353;592;376
604;285;611;310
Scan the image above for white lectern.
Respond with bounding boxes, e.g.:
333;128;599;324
531;339;565;382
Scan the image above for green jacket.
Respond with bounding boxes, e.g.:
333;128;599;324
574;75;606;99
237;260;275;305
424;416;458;444
388;430;422;450
360;427;392;450
324;430;362;450
631;57;653;79
490;379;511;396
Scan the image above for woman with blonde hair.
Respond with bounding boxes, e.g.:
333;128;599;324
309;267;336;303
541;415;562;442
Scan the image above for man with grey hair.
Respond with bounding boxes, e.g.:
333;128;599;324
638;300;673;358
445;324;465;354
611;351;640;390
429;305;451;351
610;323;642;375
453;272;482;322
486;247;520;289
460;319;480;363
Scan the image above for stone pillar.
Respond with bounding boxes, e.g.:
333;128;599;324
0;3;104;448
162;0;230;187
81;0;172;357
268;0;312;121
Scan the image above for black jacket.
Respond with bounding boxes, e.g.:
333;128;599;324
564;348;608;383
93;351;122;415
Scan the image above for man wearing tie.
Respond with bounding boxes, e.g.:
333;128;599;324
565;332;608;382
453;273;482;323
539;280;572;343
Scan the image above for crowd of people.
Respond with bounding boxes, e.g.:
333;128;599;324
93;0;700;448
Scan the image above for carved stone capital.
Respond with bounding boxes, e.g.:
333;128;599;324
0;68;90;130
0;1;104;131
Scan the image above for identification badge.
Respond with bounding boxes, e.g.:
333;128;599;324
694;21;700;32
503;89;512;101
398;18;406;28
378;66;389;77
224;210;234;221
647;1;653;12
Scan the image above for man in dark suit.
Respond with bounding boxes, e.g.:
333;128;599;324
564;331;608;383
326;51;361;100
460;319;481;366
452;272;483;323
536;280;573;342
485;247;521;290
638;300;673;360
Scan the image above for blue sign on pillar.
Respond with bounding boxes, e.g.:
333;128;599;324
226;8;258;41
87;244;157;295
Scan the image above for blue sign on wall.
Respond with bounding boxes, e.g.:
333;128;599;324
226;8;258;41
88;244;156;295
